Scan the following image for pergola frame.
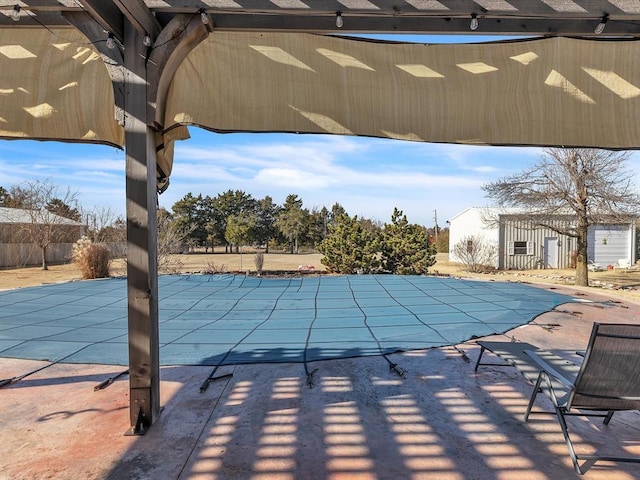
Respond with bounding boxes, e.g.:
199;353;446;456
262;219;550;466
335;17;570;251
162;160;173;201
1;0;639;434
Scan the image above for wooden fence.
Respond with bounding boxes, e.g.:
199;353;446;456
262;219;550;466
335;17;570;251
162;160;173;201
0;243;127;268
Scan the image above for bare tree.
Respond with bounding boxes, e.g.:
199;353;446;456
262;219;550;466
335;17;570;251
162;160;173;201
156;208;191;274
80;206;121;243
452;235;498;273
10;179;80;270
483;148;640;286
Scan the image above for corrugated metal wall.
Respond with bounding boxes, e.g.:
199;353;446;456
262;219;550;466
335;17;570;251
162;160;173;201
499;217;575;270
587;225;633;266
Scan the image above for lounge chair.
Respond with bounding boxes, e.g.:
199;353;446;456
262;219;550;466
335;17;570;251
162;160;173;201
587;260;603;272
475;323;640;474
613;259;631;271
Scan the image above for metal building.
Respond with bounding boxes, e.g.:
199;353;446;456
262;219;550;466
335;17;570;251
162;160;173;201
449;207;637;270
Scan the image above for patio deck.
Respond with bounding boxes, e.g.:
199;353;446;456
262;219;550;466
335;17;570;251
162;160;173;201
0;283;639;479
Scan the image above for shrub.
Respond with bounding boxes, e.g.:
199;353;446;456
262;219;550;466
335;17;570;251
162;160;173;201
72;236;110;279
452;235;497;273
202;261;227;274
254;251;265;275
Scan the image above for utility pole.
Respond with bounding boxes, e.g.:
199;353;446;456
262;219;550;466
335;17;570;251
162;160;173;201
433;209;439;242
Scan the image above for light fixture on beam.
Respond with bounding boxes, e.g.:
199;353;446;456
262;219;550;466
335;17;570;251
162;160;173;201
336;11;343;29
595;14;608;35
199;8;209;25
10;4;20;22
470;13;479;31
106;33;116;50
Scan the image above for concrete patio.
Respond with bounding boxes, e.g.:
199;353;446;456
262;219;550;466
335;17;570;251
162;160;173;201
0;283;639;479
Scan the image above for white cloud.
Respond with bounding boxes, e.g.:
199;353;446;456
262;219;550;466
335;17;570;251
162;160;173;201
254;168;334;189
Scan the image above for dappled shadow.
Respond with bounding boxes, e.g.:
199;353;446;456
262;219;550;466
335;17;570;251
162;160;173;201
103;339;640;479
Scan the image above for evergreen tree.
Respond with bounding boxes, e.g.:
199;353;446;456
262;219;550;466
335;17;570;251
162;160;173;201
46;198;81;221
306;207;329;248
317;214;380;274
0;186;13;206
254;196;280;252
171;193;207;251
225;213;256;250
213;190;256;252
276;194;308;254
380;208;436;275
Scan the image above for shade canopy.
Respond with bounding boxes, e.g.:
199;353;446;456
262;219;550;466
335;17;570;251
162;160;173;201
2;30;640;187
167;33;640;149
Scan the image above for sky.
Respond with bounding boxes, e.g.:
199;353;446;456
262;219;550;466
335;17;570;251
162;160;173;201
0;130;548;227
1;34;639;229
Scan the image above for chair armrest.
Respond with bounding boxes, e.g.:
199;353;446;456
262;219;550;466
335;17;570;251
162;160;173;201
524;350;576;388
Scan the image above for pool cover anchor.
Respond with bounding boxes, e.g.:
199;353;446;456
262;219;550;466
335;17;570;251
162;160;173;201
0;361;59;389
389;362;406;379
451;346;470;363
94;369;129;391
0;377;14;388
306;368;318;388
199;372;233;393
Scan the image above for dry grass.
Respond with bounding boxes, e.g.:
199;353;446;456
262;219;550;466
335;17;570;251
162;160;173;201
1;252;639;304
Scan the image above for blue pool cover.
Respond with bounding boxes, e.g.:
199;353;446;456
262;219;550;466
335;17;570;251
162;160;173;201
0;274;578;366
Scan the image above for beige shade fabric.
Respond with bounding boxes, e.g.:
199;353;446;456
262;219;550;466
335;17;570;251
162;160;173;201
2;29;640;187
166;32;640;151
0;30;123;147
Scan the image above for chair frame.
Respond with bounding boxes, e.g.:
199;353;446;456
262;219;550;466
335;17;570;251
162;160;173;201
523;322;640;474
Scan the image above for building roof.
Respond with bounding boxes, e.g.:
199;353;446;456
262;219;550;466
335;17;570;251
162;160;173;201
449;206;637;224
0;207;84;227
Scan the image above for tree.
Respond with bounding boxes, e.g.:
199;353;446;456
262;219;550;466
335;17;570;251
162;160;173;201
254;196;280;252
380;208;436;275
157;207;190;273
452;235;497;273
213;190;256;252
317;213;381;274
46;198;81;221
9;179;79;270
171;193;206;251
276;194;308;254
0;186;12;206
433;227;449;254
199;195;217;252
306;207;329;248
483;148;640;286
81;207;124;244
225;213;256;271
97;217;127;245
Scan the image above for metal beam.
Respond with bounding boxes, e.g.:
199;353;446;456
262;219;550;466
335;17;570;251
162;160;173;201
123;23;160;435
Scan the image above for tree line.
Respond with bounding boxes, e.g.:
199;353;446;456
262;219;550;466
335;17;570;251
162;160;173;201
164;191;440;274
0;181;448;273
162;189;447;256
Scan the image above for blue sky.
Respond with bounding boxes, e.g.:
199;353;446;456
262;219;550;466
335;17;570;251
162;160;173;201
0;131;547;227
1;35;639;228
